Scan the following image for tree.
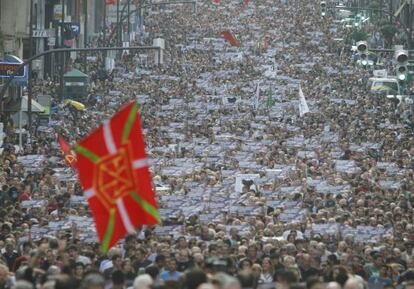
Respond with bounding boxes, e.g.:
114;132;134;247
351;30;369;42
369;0;381;21
380;24;398;47
345;29;368;45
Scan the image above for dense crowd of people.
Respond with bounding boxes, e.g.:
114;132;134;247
0;1;414;289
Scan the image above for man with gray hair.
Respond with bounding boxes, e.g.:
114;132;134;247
211;273;241;289
344;277;365;289
80;274;105;289
11;281;32;289
132;274;153;289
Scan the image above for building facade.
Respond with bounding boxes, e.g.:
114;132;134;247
0;0;106;78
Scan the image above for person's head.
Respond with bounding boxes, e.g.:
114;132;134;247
262;257;273;272
300;254;311;268
344;278;364;289
380;265;389;278
270;251;280;264
327;254;339;266
251;264;262;278
144;266;159;281
193;252;204;267
306;277;323;289
47;265;61;277
155;255;166;269
236;271;254;289
68;245;79;260
211;273;241;289
183;270;207;289
283;255;296;267
247;245;257;260
177;237;188;249
167;258;177;272
239;258;253;271
80;273;105;289
334;266;350;287
74;262;85;277
112;254;123;269
111;270;125;287
12;281;33;289
373;254;383;267
230;228;239;238
133;274;153;289
0;264;9;284
403;281;414;289
278;269;299;285
55;274;77;289
176;249;190;263
136;247;147;262
326;282;341;289
5;240;14;253
15;266;34;283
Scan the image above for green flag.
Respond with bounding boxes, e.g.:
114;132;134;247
267;85;273;108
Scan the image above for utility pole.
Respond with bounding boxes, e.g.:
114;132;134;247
28;0;34;133
128;0;131;42
60;0;65;100
103;1;107;71
410;0;413;49
103;1;107;44
84;0;88;47
379;0;383;18
117;0;121;48
83;0;88;73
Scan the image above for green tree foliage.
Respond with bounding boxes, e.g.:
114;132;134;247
345;29;368;45
380;24;398;47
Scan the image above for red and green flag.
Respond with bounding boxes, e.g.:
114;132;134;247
221;31;240;47
74;101;160;253
58;134;77;168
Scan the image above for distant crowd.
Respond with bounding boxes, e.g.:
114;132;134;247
0;1;414;289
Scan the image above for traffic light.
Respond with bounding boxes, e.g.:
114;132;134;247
356;41;368;66
395;49;408;81
320;1;326;17
62;23;75;48
353;14;360;27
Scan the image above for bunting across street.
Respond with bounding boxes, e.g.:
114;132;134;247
74;101;160;253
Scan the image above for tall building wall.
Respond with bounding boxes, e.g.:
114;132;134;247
0;0;31;58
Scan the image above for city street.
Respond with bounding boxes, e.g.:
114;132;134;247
0;1;414;289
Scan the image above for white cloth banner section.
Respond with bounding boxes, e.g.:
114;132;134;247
299;84;310;117
116;199;136;233
254;81;260;110
133;158;149;169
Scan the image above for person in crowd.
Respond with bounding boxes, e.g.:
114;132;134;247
0;1;413;289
